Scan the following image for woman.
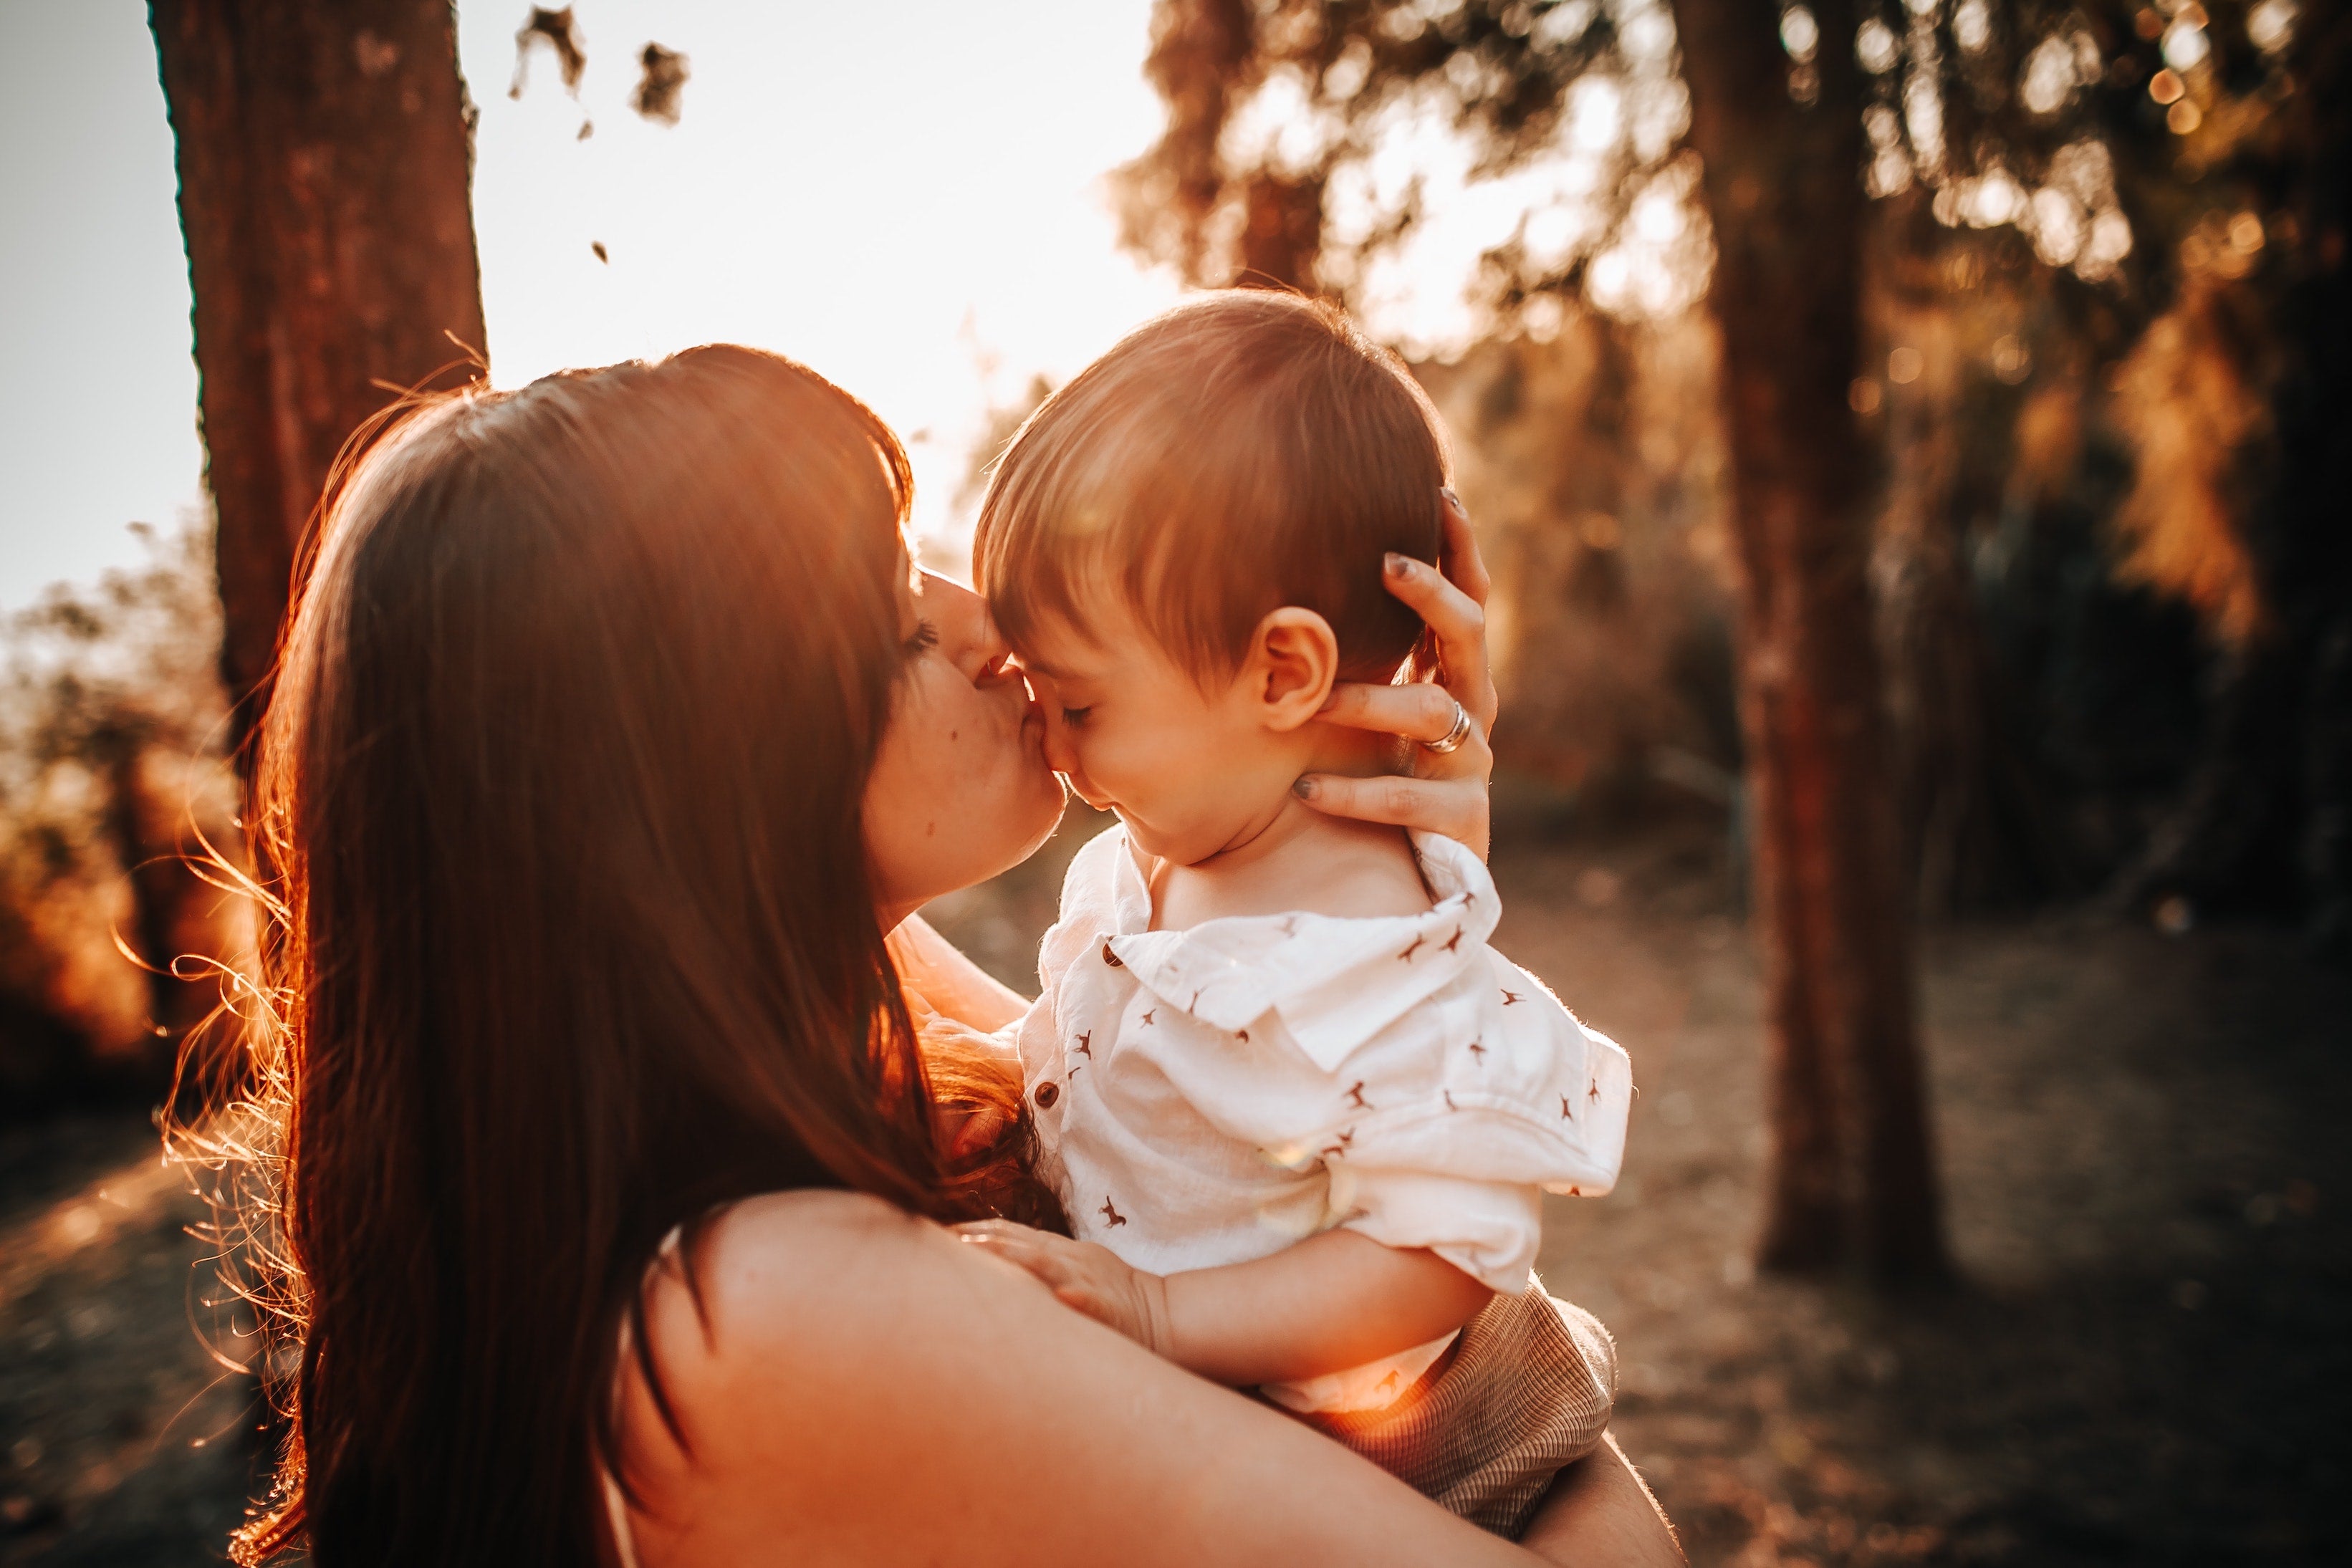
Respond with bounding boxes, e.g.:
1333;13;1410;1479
223;345;1679;1564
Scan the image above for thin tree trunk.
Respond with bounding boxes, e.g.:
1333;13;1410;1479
149;0;487;752
1674;0;1948;1282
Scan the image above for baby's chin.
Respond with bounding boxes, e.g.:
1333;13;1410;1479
1113;807;1205;866
1116;803;1273;869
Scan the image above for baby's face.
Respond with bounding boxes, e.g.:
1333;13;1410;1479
1013;597;1306;867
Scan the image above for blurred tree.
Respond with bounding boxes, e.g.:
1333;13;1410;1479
0;526;247;1109
148;0;487;755
1674;0;1945;1280
1833;0;2350;942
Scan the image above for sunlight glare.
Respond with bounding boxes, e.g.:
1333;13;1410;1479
453;0;1185;567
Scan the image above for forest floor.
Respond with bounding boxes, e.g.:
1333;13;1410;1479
4;807;2346;1564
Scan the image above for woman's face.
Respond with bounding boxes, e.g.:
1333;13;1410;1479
864;554;1067;926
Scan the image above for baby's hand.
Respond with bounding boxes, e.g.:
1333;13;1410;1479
956;1220;1173;1357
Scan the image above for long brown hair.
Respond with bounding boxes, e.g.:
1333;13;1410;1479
217;346;1047;1564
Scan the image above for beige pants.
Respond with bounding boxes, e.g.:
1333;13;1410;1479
1291;1281;1618;1538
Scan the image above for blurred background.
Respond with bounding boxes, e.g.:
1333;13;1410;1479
1;1;2344;1562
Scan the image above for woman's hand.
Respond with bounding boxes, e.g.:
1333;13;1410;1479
957;1219;1173;1358
1297;489;1500;860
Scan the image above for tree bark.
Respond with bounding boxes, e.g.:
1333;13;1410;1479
149;0;487;751
1673;0;1949;1282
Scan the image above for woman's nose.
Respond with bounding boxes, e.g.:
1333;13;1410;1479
918;571;1013;681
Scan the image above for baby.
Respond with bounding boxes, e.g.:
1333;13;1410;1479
960;292;1633;1536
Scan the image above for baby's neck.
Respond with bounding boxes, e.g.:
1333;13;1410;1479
1143;796;1433;931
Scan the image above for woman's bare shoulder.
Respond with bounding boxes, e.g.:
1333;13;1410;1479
611;1189;1534;1567
641;1190;961;1368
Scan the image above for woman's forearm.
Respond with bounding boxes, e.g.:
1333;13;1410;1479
1520;1433;1684;1566
886;913;1032;1032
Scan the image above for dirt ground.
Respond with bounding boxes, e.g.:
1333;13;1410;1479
4;808;2346;1564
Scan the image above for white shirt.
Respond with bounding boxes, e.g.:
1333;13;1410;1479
1015;826;1632;1412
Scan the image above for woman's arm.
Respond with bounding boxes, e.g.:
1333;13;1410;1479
1521;1434;1686;1567
612;1191;1566;1567
887;913;1030;1032
957;1221;1494;1387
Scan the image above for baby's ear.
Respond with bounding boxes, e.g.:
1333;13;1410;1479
1247;607;1339;732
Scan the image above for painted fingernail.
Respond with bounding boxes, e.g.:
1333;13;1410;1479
1385;552;1414;578
1441;486;1464;512
1292;776;1320;801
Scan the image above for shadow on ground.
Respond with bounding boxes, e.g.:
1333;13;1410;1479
1;1116;261;1564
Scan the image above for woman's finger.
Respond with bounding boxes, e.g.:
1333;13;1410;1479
1437;489;1492;608
959;1229;1071;1286
1052;1283;1115;1323
1292;773;1489;862
1380;552;1497;734
1316;681;1484;771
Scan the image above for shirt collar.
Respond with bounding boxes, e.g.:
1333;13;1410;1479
1099;829;1501;1073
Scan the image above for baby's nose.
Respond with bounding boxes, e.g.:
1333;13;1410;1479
1040;714;1083;780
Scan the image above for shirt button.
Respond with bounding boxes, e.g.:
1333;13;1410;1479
1102;941;1125;968
1035;1081;1060;1109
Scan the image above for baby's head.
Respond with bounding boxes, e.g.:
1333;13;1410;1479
974;291;1449;865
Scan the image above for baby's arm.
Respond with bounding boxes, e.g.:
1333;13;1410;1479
959;1222;1493;1386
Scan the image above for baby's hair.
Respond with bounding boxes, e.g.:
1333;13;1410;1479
974;290;1450;683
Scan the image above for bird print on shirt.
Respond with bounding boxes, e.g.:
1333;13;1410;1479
1140;1008;1156;1027
1502;989;1524;1006
1100;1197;1126;1227
1467;1039;1487;1064
1442;928;1464;953
1319;1128;1356;1160
1073;1031;1093;1057
1345;1081;1371;1110
1398;935;1426;962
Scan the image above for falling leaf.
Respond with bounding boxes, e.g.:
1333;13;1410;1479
510;7;586;101
633;42;690;125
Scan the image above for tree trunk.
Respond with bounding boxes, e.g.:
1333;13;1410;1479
1673;0;1948;1283
149;0;487;751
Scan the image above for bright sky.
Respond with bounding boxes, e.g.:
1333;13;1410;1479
0;0;1185;610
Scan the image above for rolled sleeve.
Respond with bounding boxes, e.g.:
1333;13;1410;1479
1331;1166;1545;1294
